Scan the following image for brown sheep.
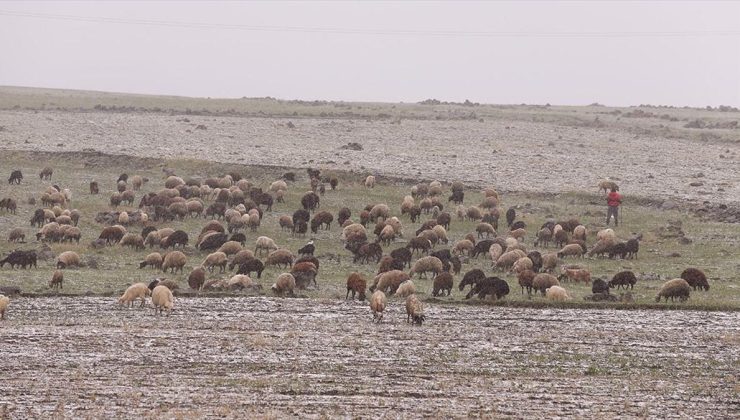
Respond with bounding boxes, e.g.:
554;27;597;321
139;252;163;269
346;272;367;300
202;251;228;273
151;285;174;315
517;269;536;295
188;267;207;290
432;272;454;297
370;290;386;322
532;273;560;296
541;253;559;273
57;251;82;269
453;239;474;256
559;268;592;284
162;251;187;274
120;233;145;250
8;227;25;243
405;294;425;325
409;256;444;279
265;249;294;269
217;241;243;256
118;283;150;307
557;244;584;259
49;270;64;291
394;280;416;298
655;278;691;302
272;273;296;297
370;270;410;294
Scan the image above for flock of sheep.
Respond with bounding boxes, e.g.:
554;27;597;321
0;166;712;324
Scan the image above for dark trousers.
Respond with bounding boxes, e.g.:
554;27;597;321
606;206;619;226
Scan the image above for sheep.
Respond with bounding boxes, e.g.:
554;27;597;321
466;206;482;221
405;294;425;325
475;222;496;239
118;282;151;307
559;268;592;284
0;250;37;269
197;232;229;252
458;269;485;292
217;241;243;256
255;236;279;255
573;225;587;241
291;261;318;289
431;225;449;245
162;251;187;274
271;273;296;297
201;251;228;273
365;175;376;188
680;268;710;291
370;270;410;294
270;180;288;192
236;258;265;279
597;228;616;243
48;270;64;291
511;256;534;274
625;237;640;259
409;256;444;279
609;271;637;290
466;277;510;300
227;274;260;291
432;272;454;297
379;224;396;246
655;279;691;303
588;239;616;258
346;272;367;300
592;278;610;295
187;267;207;290
297;241;315;256
370;290;386;322
532;273;560;296
599;180;619;194
139;252;163;269
264;249;294;269
452;239;474;256
388;247;412;269
151;285;174;315
120;233;145;250
407;237;433;256
553;229;569;248
160;230;188;249
310;211;333;233
228;249;256;270
517;269;536;295
557;244;584;259
61;226;81;244
394;280;416;298
8;227;25;243
469;239;493;258
0;294;9;319
56;251;81;269
495;250;525;271
131;175;145;191
369;204;390;222
546;285;570;301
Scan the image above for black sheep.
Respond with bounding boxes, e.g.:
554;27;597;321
510;220;526;231
337;207;351;226
625;237;640;259
198;233;229;252
298;241;315;256
458;269;486;292
160;230;188;249
506;208;516;227
466;277;510;300
390;247;412;268
471;239;494;258
229;233;247;245
8;170;23;184
680;268;710;291
527;251;543;273
608;242;628;259
237;259;265;279
609;271;637;290
592;278;610;295
293;209;310;225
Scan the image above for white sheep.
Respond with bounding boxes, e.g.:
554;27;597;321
255;236;278;255
394;280;416;298
546;285;570;301
0;294;9;319
151;285;174;315
118;283;151;307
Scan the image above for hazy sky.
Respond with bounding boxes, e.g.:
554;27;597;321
1;1;739;106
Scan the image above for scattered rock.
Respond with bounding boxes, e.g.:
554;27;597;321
689;182;704;187
660;200;678;210
339;142;363;151
195;124;207;130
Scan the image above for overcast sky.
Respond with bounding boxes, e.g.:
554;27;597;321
1;1;738;107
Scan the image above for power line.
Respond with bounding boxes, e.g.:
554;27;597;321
1;9;739;38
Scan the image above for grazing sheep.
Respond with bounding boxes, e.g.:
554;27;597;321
517;269;536;295
0;294;9;319
346;272;367;300
270;180;288;192
298;241;315;256
466;206;482;221
458;269;486;292
264;249;294;269
394;280;416;298
370;270;410;294
597;228;616;243
557;243;584;259
573;225;587;241
291;261;318;289
495;250;525;271
201;251;228;273
39;166;53;180
409;256;444;279
369;204;390;222
588;239;616;258
162;251;187;274
120;233;145;250
389;247;412;269
139;252;163;269
271;273;296;297
680;268;710;291
546;285;570;301
432;272;454;297
365;175;376;188
379;224;396;246
337;207;351;226
197;232;229;252
310;211;333;233
405;294;425;325
56;251;82;269
453;239;474;256
8;227;25;243
592;278;610;295
187;267;207;290
471;239;494;258
476;223;496;239
466;277;510;300
625;237;640;259
559;268;592;284
151;285;174;315
236;257;266;279
609;271;637;290
0;250;37;269
532;273;560;296
160;230;188;249
255;236;279;255
511;256;533;274
49;270;64;291
533;227;553;248
655;279;691;303
118;282;151;307
370;290;386;322
228;274;259;291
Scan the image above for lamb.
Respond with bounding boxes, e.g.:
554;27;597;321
161;251;187;274
405;294;425;325
458;269;486;292
517;269;536;295
118;211;130;225
57;251;82;269
139;252;163;269
346;272;367;300
370;290;386;322
558;268;592;284
297;241;315;256
655;279;691;303
557;244;584;259
0;293;8;319
432;272;454;297
278;215;294;232
49;270;64;291
151;285;174;315
465;276;510;300
532;273;560;295
8;227;25;243
394;280;416;298
271;273;296;297
608;271;637;290
188;266;207;290
350;242;383;264
369;270;410;294
255;236;279;255
680;268;710;291
546;285;570;301
364;175;376;188
118;282;151;307
409;256;444;279
201;251;228;273
264;249;294;269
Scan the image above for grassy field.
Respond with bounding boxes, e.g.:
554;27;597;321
1;149;738;311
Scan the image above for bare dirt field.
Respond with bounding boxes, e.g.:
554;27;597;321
1;297;738;418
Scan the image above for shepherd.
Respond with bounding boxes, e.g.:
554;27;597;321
606;187;622;226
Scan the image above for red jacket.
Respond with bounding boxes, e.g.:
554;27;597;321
607;192;622;207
